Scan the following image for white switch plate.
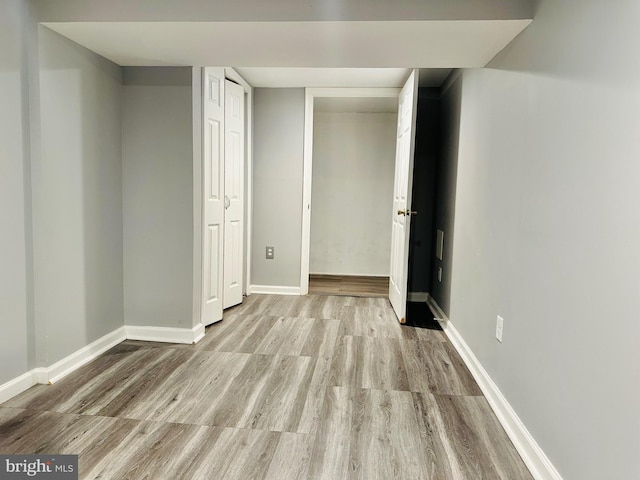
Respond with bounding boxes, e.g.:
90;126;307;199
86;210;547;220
496;315;504;343
436;230;444;260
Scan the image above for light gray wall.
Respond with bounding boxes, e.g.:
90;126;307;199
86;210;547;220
448;1;640;478
310;112;395;276
0;0;30;384
252;88;304;287
122;67;194;329
33;27;124;365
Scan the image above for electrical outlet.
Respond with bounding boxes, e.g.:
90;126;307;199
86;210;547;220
266;246;274;259
496;315;504;343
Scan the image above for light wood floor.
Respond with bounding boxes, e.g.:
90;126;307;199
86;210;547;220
0;294;533;479
308;274;389;297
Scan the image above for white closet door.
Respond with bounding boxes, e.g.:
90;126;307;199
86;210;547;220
223;80;245;309
202;68;225;326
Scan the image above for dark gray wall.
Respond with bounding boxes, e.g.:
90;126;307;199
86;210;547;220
408;88;440;295
122;67;194;329
251;88;305;287
429;76;461;315
409;82;461;317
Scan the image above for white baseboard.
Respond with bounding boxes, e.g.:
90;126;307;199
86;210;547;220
126;323;205;344
0;326;127;399
0;371;37;405
0;322;206;403
309;272;389;278
47;326;127;384
33;368;48;385
248;285;301;295
426;294;448;322
192;323;205;343
430;298;563;480
408;292;429;302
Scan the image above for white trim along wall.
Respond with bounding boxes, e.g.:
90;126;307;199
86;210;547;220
248;285;301;296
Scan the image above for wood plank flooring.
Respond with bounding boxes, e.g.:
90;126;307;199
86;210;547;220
308;274;389;297
0;294;533;479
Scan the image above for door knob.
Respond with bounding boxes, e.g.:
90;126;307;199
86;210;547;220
397;209;417;216
224;195;231;209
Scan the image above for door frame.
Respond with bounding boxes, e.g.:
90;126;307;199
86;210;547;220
300;87;401;295
192;67;253;329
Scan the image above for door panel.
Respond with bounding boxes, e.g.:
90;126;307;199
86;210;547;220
206;225;221;301
223;80;245;309
389;70;419;323
202;68;225;325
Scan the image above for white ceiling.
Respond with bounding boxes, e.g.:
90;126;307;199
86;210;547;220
44;20;530;88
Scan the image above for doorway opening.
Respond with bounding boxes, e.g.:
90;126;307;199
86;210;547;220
301;88;401;298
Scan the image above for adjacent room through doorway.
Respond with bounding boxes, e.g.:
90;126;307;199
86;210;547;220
308;96;398;297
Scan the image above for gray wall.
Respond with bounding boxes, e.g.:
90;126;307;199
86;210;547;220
429;78;461;314
310;112;396;276
33;27;124;365
31;0;534;22
0;26;198;386
448;1;640;478
251;88;304;287
408;89;440;295
0;0;30;383
122;67;194;329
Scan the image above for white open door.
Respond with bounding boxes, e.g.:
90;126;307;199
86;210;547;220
223;80;245;309
202;68;225;326
389;69;419;324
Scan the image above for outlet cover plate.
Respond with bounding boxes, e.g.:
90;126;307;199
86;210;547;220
496;315;504;342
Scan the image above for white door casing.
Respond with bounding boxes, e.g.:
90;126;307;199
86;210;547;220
202;67;225;326
223;80;245;309
389;69;419;324
301;87;402;295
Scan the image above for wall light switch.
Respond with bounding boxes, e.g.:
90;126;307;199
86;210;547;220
436;230;444;260
266;246;275;259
